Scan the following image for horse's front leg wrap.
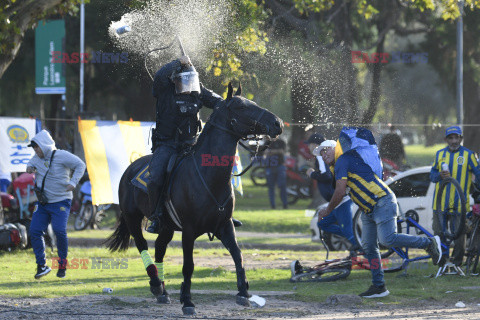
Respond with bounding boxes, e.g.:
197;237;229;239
141;250;161;287
155;262;164;281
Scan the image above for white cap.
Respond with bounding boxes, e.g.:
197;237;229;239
312;140;336;156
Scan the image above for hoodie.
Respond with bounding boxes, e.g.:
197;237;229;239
27;130;86;203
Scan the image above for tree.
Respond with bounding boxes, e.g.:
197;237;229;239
0;0;84;78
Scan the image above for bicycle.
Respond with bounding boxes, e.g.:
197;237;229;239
465;190;480;275
289;229;397;282
353;177;466;276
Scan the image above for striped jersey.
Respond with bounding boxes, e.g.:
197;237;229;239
430;146;480;212
335;151;392;213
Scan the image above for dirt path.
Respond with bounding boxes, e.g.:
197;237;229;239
1;294;479;319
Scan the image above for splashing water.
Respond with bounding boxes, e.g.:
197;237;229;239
110;0;234;75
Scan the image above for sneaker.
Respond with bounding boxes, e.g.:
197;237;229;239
57;267;66;278
425;235;442;265
359;285;390;298
34;265;51;279
290;260;302;277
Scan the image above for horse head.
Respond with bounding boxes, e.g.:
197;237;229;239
219;82;283;139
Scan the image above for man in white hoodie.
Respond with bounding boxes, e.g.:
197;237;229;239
26;130;86;279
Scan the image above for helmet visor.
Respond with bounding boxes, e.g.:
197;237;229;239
174;71;200;94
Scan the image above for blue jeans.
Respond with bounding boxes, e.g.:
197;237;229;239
0;179;10;192
361;193;430;287
266;165;287;208
30;199;71;266
318;199;358;247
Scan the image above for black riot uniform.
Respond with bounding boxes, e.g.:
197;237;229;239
146;58;223;233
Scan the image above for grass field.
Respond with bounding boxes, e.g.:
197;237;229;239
2;247;480;305
405;143;444;167
3;142;477;305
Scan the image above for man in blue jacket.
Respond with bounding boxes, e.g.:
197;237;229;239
306;140;359;251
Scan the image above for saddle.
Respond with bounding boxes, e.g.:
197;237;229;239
131;148;193;230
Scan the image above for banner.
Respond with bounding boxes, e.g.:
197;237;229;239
78;119;243;204
35;20;66;94
0;117;37;173
78;119;153;205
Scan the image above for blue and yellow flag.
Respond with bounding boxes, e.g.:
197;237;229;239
78;119;153;205
78;119;243;204
336;127;383;179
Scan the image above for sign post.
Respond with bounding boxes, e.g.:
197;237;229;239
35;20;66;95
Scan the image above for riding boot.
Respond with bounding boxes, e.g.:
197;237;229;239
147;181;164;234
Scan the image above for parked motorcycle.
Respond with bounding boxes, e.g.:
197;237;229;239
250;156;312;205
0;173;55;251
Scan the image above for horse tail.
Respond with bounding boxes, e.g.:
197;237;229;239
105;214;131;252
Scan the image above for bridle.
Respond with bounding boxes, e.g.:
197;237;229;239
208;98;271;176
191;97;273;237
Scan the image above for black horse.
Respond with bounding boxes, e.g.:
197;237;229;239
106;83;283;315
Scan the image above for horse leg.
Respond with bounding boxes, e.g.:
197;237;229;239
180;230;196;315
154;227;174;304
125;208;162;297
217;219;251;306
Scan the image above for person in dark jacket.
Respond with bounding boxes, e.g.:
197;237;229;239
147;55;224;233
306;139;359;250
264;137;288;209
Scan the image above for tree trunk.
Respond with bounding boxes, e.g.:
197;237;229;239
361;38;385;124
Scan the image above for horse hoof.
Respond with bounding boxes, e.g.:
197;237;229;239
156;294;171;304
236;295;251;307
182;306;196;315
150;286;162;296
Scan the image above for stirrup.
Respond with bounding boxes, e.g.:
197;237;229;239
146;218;162;234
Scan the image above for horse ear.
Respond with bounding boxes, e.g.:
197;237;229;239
235;82;242;96
227;82;233;100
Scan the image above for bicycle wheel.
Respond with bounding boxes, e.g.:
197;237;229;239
290;268;351;282
436;177;467;241
466;217;480;275
74;202;95;231
250;166;267;186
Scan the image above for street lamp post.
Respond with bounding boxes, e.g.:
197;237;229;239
80;0;85;113
456;0;464;129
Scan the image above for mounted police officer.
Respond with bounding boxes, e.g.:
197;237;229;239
147;55;224;233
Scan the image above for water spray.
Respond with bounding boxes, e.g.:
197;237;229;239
144;35;186;81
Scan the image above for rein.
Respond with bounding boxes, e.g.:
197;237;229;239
190;98;271;240
192;151;232;241
208;99;270;177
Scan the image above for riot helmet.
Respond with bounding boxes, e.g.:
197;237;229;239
172;64;200;94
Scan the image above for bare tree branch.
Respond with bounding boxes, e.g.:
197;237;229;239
263;0;309;32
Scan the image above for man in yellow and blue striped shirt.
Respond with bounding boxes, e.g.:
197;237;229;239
318;126;442;299
430;125;480;266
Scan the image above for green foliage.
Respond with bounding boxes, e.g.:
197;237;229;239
0;0;86;55
204;0;269;87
